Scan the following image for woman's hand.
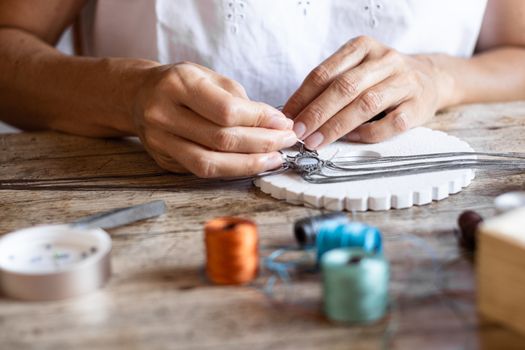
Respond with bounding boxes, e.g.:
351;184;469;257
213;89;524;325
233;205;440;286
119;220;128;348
283;36;453;149
133;62;297;178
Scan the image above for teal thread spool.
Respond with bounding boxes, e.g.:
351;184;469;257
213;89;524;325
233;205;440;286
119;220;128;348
316;221;382;262
322;247;389;323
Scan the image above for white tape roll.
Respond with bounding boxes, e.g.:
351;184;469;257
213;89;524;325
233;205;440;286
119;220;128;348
0;224;111;300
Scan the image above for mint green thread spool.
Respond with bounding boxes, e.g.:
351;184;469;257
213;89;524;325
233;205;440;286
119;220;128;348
321;247;389;323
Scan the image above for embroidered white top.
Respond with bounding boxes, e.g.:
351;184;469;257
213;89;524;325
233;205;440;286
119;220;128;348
83;0;488;106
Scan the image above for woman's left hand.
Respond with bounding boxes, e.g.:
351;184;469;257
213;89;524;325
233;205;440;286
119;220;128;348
283;35;453;149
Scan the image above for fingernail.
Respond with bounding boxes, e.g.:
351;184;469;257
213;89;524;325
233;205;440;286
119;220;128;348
347;132;361;142
283;131;298;148
268;114;292;130
263;153;284;170
293;122;306;139
305;132;324;149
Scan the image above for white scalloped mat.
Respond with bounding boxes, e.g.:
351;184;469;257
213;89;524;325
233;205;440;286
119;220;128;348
254;127;475;211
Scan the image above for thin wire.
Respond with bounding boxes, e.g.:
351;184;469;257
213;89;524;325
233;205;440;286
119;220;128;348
388;232;473;348
332;151;525;165
326;158;525;171
306;161;525;184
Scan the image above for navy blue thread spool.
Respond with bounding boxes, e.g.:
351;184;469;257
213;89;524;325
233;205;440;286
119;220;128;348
316;221;382;262
294;212;350;247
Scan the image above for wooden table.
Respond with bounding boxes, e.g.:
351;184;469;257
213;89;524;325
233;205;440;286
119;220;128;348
1;102;525;350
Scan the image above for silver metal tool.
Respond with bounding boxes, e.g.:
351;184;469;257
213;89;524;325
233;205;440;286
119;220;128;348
71;200;167;229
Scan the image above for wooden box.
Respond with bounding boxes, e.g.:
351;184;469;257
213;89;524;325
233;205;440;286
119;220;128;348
477;207;525;335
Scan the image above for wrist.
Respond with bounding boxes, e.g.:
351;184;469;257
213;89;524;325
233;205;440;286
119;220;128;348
420;54;462;110
97;58;160;136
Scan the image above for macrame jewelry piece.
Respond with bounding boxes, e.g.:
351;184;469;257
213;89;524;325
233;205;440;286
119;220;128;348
259;141;525;184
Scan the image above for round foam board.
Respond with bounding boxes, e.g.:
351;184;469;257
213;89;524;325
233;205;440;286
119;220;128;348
254;127;475;211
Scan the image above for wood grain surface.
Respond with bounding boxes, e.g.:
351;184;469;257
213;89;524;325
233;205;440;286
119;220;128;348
1;102;525;350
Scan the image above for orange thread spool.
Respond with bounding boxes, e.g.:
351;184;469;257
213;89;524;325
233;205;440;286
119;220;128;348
204;217;259;285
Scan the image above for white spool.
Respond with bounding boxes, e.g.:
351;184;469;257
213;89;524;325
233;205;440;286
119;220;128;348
494;191;525;213
255;127;475;211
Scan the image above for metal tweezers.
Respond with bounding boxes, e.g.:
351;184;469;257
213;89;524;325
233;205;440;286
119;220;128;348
257;141;525;184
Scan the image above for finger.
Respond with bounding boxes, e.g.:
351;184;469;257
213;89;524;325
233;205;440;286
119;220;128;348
282;36;377;119
293;57;397;140
156;105;297;153
152;152;188;173
345;101;417;144
303;75;410;149
146;129;285;178
175;70;292;130
139;129;189;173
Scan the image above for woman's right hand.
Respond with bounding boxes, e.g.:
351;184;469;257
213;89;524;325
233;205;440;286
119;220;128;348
132;62;297;178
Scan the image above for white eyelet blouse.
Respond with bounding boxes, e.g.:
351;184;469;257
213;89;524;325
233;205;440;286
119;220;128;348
83;0;488;106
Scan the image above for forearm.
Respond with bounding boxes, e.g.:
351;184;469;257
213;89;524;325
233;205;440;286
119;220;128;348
425;47;525;109
0;28;158;137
